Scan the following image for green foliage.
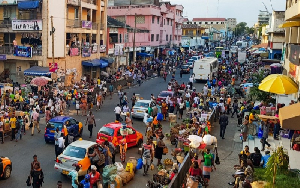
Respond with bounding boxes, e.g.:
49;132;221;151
245;27;255;35
235;22;248;36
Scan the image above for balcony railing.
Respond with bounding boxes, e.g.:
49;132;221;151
92;23;98;30
67;19;81;28
82;0;96;5
0;20;12;28
0;46;42;56
100;23;105;30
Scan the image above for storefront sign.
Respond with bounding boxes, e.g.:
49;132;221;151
289;44;300;66
100;45;106;53
0;54;6;60
82;47;91;57
0;0;17;5
14;46;32;58
67;0;79;6
49;62;58;72
12;20;42;31
92;44;98;53
70;48;79;56
82;21;92;29
109;28;118;33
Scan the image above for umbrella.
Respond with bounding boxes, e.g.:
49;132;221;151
188;135;202;148
40;76;52;81
30;77;49;86
259;48;266;51
258;74;298;95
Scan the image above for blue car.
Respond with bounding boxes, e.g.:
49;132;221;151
44;116;83;143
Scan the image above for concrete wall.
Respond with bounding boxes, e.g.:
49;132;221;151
114;0;157;6
48;0;66;58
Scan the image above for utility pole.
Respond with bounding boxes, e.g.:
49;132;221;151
50;16;55;68
132;13;137;64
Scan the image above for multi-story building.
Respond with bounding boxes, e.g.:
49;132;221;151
107;0;184;63
227;18;237;29
267;11;285;60
258;10;271;25
190;18;227;31
0;0;107;83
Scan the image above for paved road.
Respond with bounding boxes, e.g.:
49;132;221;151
0;69;205;187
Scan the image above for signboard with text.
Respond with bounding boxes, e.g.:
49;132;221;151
82;47;91;57
13;46;32;58
100;45;106;53
70;48;79;56
82;21;92;29
0;54;6;60
12;20;42;31
49;62;58;72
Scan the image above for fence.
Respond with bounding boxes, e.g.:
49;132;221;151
0;46;42;56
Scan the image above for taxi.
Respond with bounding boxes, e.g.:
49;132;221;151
0;156;12;179
44;116;83;143
54;140;96;176
96;122;143;151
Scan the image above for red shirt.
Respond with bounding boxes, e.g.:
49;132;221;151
89;172;100;188
189;167;202;176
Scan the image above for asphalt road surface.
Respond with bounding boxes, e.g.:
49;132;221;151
0;68;205;188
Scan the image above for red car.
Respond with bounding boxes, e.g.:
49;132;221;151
156;91;174;104
96;122;143;152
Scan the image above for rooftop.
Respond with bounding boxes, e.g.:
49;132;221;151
182;24;205;29
192;18;226;22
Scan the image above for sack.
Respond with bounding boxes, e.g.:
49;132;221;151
26;176;31;186
136;158;143;170
103;165;118;179
127;158;137;170
293;144;300;151
163;147;168;155
125;162;133;173
97;152;105;166
117;170;134;184
115;162;124;172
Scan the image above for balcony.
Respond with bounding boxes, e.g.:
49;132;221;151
67;19;81;28
0;20;12;28
82;0;96;5
67;0;80;6
286;0;300;21
0;46;42;56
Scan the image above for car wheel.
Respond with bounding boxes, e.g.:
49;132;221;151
136;139;143;148
3;166;11;179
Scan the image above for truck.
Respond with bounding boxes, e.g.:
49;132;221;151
193;57;218;81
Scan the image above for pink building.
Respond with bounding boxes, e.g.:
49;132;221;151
107;1;184;64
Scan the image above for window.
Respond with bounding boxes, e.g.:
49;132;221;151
75;8;79;19
167;19;169;25
109;33;118;43
199;22;202;24
151;34;154;42
136;16;145;24
157;17;159;24
152;16;155;23
216;22;219;24
63;146;86;159
170;35;172;41
171;20;172;26
156;34;159;41
119;34;122;43
194;22;196;24
166;34;168;41
164;19;165;25
205;22;208;24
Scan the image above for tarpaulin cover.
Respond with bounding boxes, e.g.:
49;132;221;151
18;1;39;10
24;66;51;76
82;60;101;67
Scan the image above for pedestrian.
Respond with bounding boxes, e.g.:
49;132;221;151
219;112;228;139
85;111;96;138
10;114;17;141
154;135;165;166
241;115;249;142
80;174;90;188
75;99;80;115
114;104;122;122
30;162;44;188
68;165;80;188
189;75;194;89
178;100;184;119
104;140;116;164
57;180;62;188
96;93;101;111
31;154;40;173
54;127;61;159
131;93;136;108
141;139;153;176
15;116;23;142
231;99;239;118
31;109;41;136
0;119;4;144
109;84;114;99
125;112;132;127
261;120;271;151
45;107;51;123
123;103;130;113
89;165;101;187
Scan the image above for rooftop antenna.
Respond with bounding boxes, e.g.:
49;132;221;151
269;0;274;11
262;2;269;13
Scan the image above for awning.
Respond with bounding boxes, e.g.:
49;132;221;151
18;1;40;10
99;60;108;68
82;60;101;67
100;57;114;64
24;66;51;76
201;36;209;40
279;103;300;130
278;21;300;28
137;52;153;57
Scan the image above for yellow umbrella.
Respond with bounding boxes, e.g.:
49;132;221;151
258;74;298;94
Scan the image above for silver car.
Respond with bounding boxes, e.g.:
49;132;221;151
131;100;157;119
54;140;96;176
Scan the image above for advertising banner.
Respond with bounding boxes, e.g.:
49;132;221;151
100;45;106;53
289;44;300;66
82;47;91;57
14;46;32;58
0;54;6;60
82;21;92;29
49;62;58;72
12;20;42;31
0;0;17;5
70;48;79;56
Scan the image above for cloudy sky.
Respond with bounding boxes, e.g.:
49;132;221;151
169;0;285;26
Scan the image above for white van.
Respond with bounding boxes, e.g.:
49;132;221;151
193;57;218;81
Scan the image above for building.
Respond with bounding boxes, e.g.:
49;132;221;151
190;18;227;31
0;0;107;84
258;10;271;25
282;0;300;86
227;18;237;29
267;11;285;59
182;24;205;37
107;0;184;63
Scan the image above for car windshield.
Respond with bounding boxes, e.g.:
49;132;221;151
159;92;171;97
181;65;189;69
46;122;63;129
99;126;114;136
135;102;149;108
187;62;193;65
192;57;197;60
63;146;86;159
188;59;193;62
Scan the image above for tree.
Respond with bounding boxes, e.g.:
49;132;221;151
245;27;255;35
235;22;247;36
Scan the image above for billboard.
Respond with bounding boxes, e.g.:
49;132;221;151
0;0;17;5
14;46;32;58
82;21;92;29
289;44;300;66
12;20;42;31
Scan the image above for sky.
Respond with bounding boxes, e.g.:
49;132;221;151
169;0;286;27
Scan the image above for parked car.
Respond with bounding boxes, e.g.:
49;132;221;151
156;91;174;104
54;140;96;176
96;122;143;152
44;116;83;143
181;65;190;73
187;62;194;69
131;100;157;118
0;156;12;179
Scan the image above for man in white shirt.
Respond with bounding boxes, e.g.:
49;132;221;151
189;76;194;89
114;104;122;121
57;134;65;156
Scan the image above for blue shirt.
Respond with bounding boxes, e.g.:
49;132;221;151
261;154;270;168
80;179;90;188
185;101;190;108
69;170;78;188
